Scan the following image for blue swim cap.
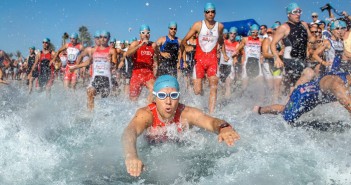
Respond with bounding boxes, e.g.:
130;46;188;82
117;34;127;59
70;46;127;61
271;23;280;29
70;32;78;39
100;30;110;37
94;30;100;38
286;2;299;14
331;20;346;30
129;37;137;43
235;35;242;41
120;40;126;44
223;29;228;34
139;24;151;32
250;24;259;31
229;27;238;33
153;75;180;93
204;2;215;11
168;21;177;28
110;38;116;42
43;38;50;43
29;46;35;50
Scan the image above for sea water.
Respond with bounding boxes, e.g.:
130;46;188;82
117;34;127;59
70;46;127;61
0;81;350;185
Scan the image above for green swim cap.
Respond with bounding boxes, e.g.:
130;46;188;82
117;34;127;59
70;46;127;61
229;27;238;33
168;21;177;28
286;2;299;14
139;24;151;32
29;46;35;50
153;75;180;93
204;2;215;11
250;24;259;31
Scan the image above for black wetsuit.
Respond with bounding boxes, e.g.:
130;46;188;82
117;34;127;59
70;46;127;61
283;21;308;86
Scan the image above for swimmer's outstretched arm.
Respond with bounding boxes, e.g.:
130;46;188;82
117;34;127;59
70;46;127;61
122;108;152;177
181;106;240;146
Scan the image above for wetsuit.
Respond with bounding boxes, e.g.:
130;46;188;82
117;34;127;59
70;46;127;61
283;21;308;87
90;46;112;98
283;72;348;123
194;20;219;79
27;54;37;77
144;102;185;144
129;41;155;98
157;36;180;77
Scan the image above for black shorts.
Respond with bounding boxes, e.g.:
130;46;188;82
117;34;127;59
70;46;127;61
283;58;307;87
157;61;177;77
219;64;233;83
92;76;110;98
246;57;260;78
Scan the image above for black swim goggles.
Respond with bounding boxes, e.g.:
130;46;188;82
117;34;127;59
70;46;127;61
153;91;180;100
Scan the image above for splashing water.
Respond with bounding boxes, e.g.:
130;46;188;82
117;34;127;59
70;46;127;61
0;80;350;185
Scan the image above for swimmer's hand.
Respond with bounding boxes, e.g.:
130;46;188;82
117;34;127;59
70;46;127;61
223;54;229;62
125;156;144;177
69;65;76;72
160;52;171;59
0;79;9;84
321;61;332;66
218;127;240;146
274;57;284;68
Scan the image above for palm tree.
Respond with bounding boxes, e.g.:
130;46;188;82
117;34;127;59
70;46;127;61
62;32;69;46
78;26;92;47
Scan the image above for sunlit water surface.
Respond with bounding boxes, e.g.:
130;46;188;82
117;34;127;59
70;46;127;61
0;80;350;185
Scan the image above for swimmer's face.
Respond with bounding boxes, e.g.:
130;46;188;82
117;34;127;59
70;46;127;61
204;9;215;21
332;27;346;39
155;87;180;120
168;27;177;37
140;30;151;41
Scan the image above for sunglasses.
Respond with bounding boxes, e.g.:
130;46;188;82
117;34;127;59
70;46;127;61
267;32;273;34
291;8;302;15
42;42;49;44
333;27;347;30
140;31;150;35
311;31;321;34
229;32;236;34
312;16;318;18
169;27;177;31
251;32;258;34
100;36;108;39
153;91;180;100
205;10;215;14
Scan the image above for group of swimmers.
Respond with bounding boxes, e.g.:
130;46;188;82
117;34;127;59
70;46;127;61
1;2;351;177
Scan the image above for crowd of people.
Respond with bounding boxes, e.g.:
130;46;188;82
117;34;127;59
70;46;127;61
1;2;351;177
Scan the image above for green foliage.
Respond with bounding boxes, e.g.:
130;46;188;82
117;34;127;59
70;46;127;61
78;26;92;47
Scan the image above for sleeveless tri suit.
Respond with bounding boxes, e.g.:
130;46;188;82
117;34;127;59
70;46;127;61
129;41;156;98
194;20;219;79
157;36;180;77
64;43;81;81
145;102;185;144
90;46;112;98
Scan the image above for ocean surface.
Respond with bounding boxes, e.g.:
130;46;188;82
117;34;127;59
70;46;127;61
0;79;350;185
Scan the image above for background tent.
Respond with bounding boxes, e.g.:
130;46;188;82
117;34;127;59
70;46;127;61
222;19;259;36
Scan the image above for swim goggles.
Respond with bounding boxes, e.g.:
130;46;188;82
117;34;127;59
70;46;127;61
291;8;303;15
153;91;180;100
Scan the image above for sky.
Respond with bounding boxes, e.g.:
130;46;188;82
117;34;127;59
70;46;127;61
0;0;350;57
